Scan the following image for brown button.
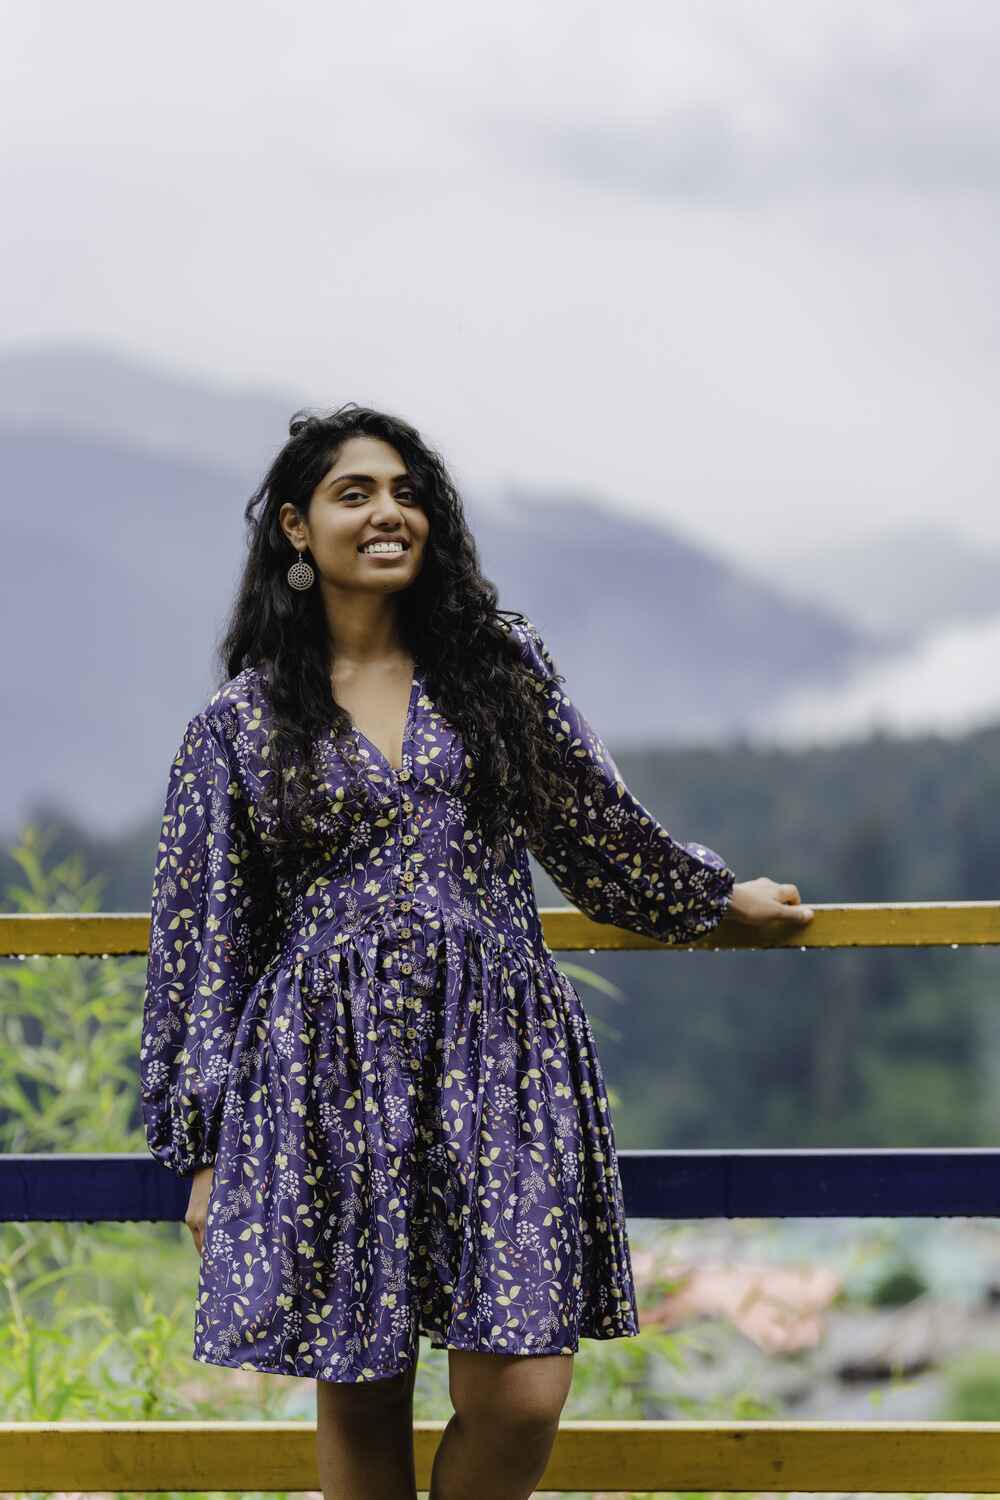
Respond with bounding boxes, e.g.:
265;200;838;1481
400;963;413;975
398;927;412;938
402;800;414;813
397;768;411;781
402;834;415;846
401;871;414;884
399;901;412;912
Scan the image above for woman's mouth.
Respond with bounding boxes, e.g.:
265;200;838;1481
358;541;408;557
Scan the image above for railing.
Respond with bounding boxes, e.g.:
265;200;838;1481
1;902;999;1494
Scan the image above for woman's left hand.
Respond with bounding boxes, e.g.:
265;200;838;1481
725;877;815;931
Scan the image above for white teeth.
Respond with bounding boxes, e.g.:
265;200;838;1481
361;542;405;554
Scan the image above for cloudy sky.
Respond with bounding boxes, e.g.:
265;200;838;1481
3;0;999;573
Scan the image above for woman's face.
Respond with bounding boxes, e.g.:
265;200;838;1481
282;434;430;594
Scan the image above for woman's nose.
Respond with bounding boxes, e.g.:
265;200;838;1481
370;492;406;522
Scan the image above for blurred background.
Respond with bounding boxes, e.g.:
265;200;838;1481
3;0;1000;1437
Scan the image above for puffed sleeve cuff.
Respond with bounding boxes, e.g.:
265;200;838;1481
665;840;738;944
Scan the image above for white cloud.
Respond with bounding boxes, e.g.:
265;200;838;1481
757;612;1000;747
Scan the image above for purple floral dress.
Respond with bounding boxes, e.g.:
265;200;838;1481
139;616;736;1382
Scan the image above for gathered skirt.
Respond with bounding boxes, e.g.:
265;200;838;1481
193;909;640;1382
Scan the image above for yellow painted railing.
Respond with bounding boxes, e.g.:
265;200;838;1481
3;899;1000;955
3;1418;1000;1493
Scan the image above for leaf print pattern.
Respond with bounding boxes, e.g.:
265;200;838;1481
139;617;737;1383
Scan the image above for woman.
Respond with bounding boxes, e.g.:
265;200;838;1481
139;403;813;1499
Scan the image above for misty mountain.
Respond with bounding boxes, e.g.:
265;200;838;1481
1;341;881;838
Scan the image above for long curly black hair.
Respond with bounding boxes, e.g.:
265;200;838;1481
214;402;577;874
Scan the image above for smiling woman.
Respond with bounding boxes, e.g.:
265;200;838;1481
137;399;803;1499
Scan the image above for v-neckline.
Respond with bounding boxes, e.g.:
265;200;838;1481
348;665;422;777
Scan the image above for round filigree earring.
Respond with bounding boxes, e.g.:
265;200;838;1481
287;548;315;591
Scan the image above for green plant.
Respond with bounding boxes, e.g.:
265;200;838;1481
941;1350;1000;1421
868;1260;929;1307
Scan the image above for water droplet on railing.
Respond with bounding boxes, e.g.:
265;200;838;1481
588;948;596;955
951;943;959;950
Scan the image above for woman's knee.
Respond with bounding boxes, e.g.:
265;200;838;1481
449;1350;574;1434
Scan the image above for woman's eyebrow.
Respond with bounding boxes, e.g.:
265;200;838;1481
329;472;411;488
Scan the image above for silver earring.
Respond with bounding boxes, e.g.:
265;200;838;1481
287;549;315;590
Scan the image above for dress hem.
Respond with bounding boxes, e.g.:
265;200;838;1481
192;1319;640;1383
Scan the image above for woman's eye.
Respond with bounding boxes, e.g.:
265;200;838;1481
342;489;416;503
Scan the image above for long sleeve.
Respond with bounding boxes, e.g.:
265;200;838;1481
509;616;738;946
139;709;269;1179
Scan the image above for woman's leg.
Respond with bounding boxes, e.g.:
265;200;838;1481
315;1359;419;1500
429;1349;574;1500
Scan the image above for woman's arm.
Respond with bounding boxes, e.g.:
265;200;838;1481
507;617;736;944
139;709;270;1179
506;616;814;942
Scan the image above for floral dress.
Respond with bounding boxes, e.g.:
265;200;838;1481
139;616;737;1383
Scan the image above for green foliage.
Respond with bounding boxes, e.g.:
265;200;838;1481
868;1261;929;1308
942;1351;1000;1421
0;828;146;1159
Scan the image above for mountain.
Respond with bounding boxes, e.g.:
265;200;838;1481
1;340;880;838
0;338;298;480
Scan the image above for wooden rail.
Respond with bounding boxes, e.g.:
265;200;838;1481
4;1419;1000;1493
2;899;1000;954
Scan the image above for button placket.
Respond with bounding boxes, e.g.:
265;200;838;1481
395;774;419;961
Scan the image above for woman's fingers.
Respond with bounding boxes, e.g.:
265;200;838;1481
763;881;813;921
770;882;813;919
774;894;814;921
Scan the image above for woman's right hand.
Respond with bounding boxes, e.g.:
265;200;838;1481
184;1165;215;1256
726;877;815;931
